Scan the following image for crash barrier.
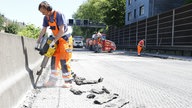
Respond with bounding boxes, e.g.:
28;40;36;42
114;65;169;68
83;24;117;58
108;3;192;56
0;32;42;108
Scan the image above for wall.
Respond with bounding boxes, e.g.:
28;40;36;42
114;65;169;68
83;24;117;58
152;0;184;16
0;32;42;108
125;0;149;25
125;0;184;25
109;3;192;56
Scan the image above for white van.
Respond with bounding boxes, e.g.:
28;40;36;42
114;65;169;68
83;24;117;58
73;36;84;48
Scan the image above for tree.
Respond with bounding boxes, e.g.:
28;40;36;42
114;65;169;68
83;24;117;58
0;15;4;31
74;0;125;27
74;0;104;23
4;22;19;34
72;0;105;37
72;0;126;38
103;0;126;27
184;0;192;4
18;24;41;39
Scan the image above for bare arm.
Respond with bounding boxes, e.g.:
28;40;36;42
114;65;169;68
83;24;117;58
54;24;65;42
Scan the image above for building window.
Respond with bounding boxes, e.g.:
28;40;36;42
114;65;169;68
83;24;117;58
139;5;144;16
134;9;136;18
128;12;132;21
128;0;132;5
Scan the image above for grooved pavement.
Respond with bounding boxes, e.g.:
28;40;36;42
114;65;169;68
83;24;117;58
19;49;192;108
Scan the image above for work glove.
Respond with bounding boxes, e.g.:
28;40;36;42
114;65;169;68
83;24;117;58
49;41;56;48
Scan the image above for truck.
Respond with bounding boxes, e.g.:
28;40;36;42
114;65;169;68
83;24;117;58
73;36;84;48
86;33;116;53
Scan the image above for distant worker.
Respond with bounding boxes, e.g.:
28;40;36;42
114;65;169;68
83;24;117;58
137;39;145;56
37;1;73;88
97;32;102;37
96;32;102;42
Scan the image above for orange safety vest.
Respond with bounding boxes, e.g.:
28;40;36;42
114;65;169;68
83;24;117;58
47;11;59;36
47;11;73;55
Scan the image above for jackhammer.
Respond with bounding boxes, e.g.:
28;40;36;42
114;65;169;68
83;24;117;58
34;35;57;87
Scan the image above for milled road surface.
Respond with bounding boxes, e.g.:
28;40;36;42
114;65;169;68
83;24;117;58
19;48;192;108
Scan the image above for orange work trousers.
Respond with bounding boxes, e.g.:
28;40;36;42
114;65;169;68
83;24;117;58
137;45;143;56
51;36;73;82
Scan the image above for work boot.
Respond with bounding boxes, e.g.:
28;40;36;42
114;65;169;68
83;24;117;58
62;80;72;88
43;76;58;87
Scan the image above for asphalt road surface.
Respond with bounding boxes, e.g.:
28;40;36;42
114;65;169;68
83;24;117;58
20;48;192;108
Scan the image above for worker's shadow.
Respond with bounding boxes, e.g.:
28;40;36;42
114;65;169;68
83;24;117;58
21;36;35;88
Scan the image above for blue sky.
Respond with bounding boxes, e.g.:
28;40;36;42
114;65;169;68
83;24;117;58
0;0;87;28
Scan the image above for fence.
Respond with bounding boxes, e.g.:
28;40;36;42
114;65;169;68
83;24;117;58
108;3;192;56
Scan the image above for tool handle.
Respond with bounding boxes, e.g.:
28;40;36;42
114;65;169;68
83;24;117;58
41;56;49;68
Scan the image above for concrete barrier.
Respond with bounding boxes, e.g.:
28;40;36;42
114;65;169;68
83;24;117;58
0;32;42;108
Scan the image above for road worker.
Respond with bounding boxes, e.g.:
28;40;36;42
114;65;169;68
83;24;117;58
37;1;73;88
97;32;102;42
137;39;145;56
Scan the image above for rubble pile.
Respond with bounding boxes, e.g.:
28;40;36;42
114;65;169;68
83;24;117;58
70;74;129;108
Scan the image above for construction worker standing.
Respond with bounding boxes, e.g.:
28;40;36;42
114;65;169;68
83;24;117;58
137;39;145;56
37;1;73;88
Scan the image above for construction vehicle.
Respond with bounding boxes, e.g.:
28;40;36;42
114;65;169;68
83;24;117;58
86;33;116;53
34;35;57;88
